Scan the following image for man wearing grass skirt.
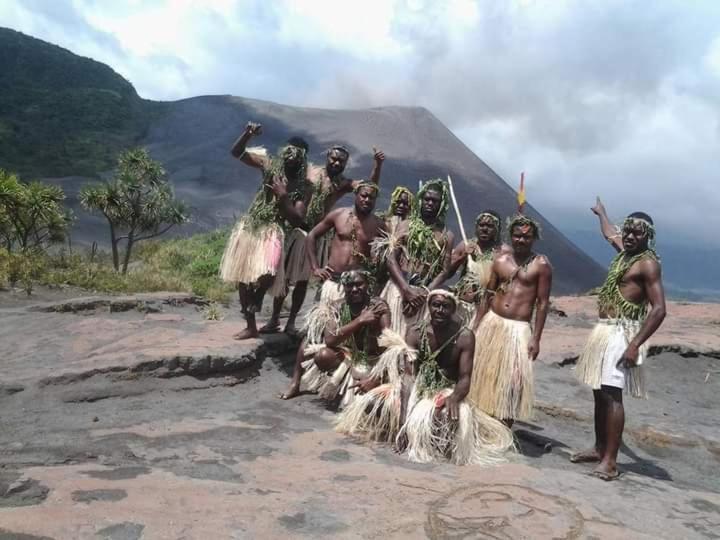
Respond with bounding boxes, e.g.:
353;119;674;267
384;179;455;339
296;269;390;410
219;121;312;340
278;183;386;399
570;198;666;481
468;215;552;426
391;289;515;465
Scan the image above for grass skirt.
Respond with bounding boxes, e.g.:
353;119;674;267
469;310;533;421
334;383;401;443
397;384;515;466
219;219;285;296
381;281;426;340
574;319;648;398
334;329;407;442
300;350;372;410
283;228;311;287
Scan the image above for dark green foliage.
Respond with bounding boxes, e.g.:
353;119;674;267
0;27;166;177
0;169;73;252
80;149;189;273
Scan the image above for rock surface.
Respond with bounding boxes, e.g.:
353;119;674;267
0;289;719;538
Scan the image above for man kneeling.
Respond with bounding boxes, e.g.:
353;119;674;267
396;290;515;465
300;270;390;409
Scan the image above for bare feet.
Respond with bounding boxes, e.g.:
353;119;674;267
258;321;281;334
233;328;259;340
284;320;299;338
591;461;620;481
570;447;602;464
278;380;301;400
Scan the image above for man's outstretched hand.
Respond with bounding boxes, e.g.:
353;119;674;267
373;146;385;164
591;196;606;217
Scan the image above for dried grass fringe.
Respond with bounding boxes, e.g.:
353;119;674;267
469;310;534;421
219;220;285;297
333;328;410;441
574;320;648;398
397;386;515;466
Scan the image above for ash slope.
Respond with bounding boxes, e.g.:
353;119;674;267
141;95;604;293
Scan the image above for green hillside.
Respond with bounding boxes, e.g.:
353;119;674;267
0;27;165;177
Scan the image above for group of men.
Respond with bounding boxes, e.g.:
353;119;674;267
219;122;666;479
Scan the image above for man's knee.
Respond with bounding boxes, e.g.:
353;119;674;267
314;347;342;371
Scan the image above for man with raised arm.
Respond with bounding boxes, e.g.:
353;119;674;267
468;215;552;426
383;179;455;338
278;182;386;399
571;198;666;481
260;146;385;336
219;122;312;340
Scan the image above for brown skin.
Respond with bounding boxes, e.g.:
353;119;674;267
396;296;475;450
486;224;552;363
229;122;312;340
387;188;455;316
260;147;385;336
307;147;385;214
306;187;385;280
392;192;411;219
448;215;510;327
279;272;389;399
572;199;666;480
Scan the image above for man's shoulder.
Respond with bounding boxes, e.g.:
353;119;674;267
458;325;474;343
307;163;324;179
634;253;661;275
329;206;352;220
533;253;553;269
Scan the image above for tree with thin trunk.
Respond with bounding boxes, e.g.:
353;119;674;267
80;148;189;273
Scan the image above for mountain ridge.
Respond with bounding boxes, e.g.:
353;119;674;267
0;26;605;294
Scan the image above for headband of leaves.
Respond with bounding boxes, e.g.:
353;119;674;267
340;269;373;285
427;288;458;307
415;179;450;224
327;145;350;157
476;212;501;229
389;186;415;215
353;180;380;195
507;214;542;240
278;144;307;162
622;217;656;250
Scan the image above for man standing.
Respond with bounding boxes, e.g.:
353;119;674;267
261;146;385;336
448;210;507;328
297;270;390;409
220;122;311;340
278;183;386;399
468;215;552;425
384;179;455;338
394;290;515;465
372;186;414;294
571;198;666;481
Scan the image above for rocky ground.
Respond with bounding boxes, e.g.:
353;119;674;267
0;287;719;539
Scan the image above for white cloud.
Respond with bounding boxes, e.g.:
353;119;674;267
2;0;719;244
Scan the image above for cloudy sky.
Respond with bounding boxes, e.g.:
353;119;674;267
3;0;719;246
